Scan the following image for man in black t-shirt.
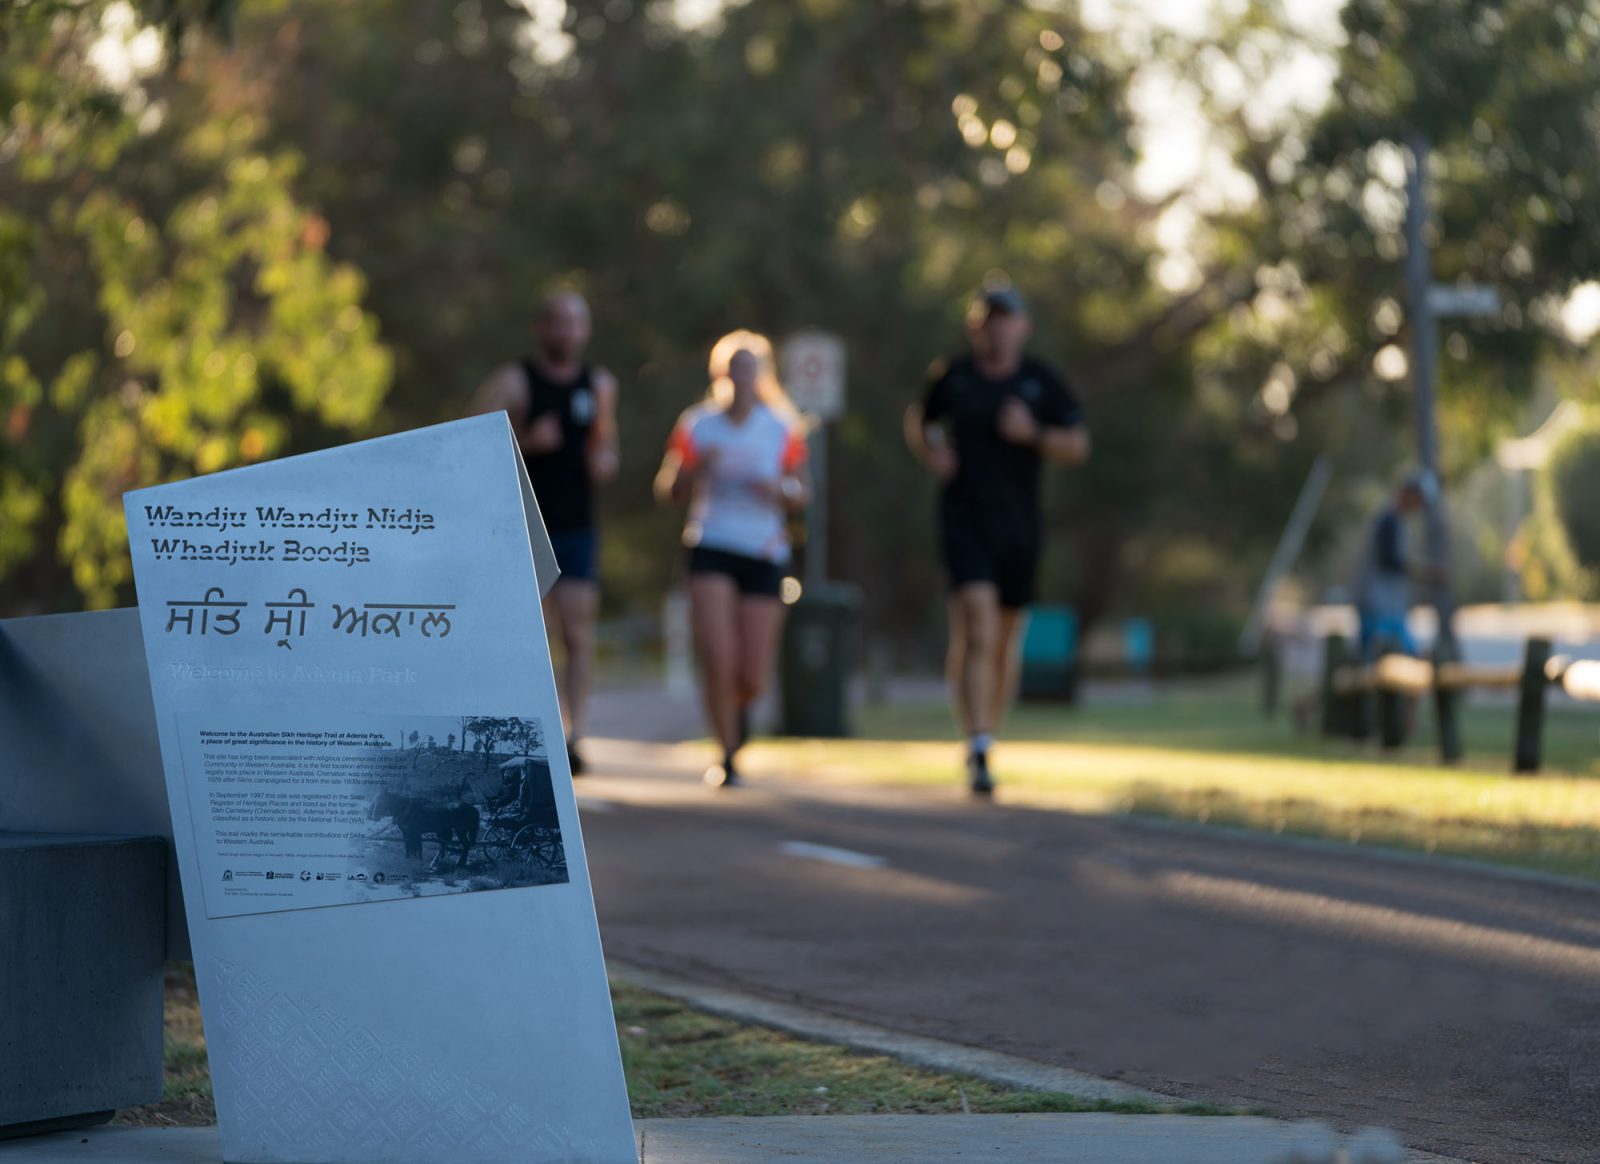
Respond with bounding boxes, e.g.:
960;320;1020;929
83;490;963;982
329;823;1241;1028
473;289;619;774
905;284;1089;795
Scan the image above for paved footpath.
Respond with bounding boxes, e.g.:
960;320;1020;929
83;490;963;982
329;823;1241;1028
4;1116;1422;1163
576;734;1600;1164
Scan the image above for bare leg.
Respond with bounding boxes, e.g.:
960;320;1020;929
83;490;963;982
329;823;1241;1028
989;606;1029;735
689;573;741;759
948;583;1003;740
545;579;598;743
541;591;569;737
734;595;787;726
946;598;970;736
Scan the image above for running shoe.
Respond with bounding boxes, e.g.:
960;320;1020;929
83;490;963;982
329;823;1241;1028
703;761;741;789
968;749;995;797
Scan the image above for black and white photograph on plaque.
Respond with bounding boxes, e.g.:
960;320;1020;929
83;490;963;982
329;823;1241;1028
357;715;569;894
178;710;570;917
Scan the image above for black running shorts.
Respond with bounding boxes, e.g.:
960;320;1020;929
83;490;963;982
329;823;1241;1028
688;546;785;598
940;514;1040;610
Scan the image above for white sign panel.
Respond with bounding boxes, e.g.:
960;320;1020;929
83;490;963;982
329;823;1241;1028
124;415;636;1164
780;330;847;420
1426;283;1501;318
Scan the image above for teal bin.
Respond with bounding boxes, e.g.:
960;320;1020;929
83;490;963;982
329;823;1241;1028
1123;617;1154;676
1019;606;1078;702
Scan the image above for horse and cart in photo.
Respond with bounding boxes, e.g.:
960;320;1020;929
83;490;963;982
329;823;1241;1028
367;790;479;871
365;754;565;877
480;755;567;876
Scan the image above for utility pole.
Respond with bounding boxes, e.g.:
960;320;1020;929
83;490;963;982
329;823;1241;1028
1404;133;1463;759
779;331;846;590
1403;133;1457;641
807;423;828;588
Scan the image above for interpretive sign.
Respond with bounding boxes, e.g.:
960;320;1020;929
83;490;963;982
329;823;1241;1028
124;415;636;1164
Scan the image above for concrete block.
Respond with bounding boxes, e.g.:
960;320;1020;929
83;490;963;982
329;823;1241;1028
0;832;165;1133
0;609;187;961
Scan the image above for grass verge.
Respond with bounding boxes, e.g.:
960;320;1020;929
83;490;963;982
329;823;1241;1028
116;965;1227;1127
612;981;1230;1117
738;681;1600;881
114;964;213;1128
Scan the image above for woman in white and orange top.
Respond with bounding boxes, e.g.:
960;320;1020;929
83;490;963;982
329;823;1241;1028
655;330;811;787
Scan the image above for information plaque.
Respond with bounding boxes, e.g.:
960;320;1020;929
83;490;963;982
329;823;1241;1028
124;415;636;1163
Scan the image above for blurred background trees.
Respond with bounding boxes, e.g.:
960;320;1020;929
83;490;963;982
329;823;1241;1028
1550;424;1600;589
3;0;1597;658
1;0;391;609
1181;0;1600;607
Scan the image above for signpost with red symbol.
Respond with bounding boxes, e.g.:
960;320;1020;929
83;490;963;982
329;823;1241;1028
780;331;846;587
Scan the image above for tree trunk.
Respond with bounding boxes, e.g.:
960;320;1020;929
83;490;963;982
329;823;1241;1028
1071;518;1128;679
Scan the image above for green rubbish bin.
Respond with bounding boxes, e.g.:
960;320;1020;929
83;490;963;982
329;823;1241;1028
779;582;862;737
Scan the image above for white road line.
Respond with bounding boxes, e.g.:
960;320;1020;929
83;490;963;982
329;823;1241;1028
575;796;613;813
779;841;888;870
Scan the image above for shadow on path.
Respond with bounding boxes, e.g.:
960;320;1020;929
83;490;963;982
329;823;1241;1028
580;737;1600;1164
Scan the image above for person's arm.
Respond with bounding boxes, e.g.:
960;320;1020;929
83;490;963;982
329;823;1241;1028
782;463;813;512
904;361;958;480
1039;421;1091;465
780;428;813;512
997;371;1089;465
470;363;528;423
750;426;813;511
653;447;689;506
586;367;620;484
470;363;561;455
654;415;702;506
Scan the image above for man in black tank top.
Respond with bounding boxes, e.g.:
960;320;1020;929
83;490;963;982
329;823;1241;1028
472;289;619;774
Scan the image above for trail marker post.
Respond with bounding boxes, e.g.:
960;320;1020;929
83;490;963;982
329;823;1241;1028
780;331;846;589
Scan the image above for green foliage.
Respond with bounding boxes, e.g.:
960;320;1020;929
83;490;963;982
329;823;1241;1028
1286;0;1597;464
227;0;1307;639
1329;0;1600;277
1515;494;1587;603
1143;0;1600;606
7;0;1597;627
1151;607;1247;670
1548;422;1600;578
1;1;390;610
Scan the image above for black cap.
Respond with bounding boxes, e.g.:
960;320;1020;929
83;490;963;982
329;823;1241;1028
974;284;1027;317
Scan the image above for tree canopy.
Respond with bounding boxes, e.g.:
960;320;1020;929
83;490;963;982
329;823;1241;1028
4;0;1596;642
1;0;391;609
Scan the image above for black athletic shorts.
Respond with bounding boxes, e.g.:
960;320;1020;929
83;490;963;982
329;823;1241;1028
940;513;1040;610
688;546;785;598
548;528;598;582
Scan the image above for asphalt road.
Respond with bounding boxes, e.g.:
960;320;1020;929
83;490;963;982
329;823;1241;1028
578;738;1600;1164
